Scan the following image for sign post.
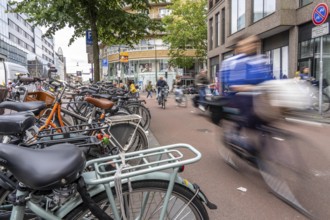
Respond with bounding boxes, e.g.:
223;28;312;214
312;3;329;114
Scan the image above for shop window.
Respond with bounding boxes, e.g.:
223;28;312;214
253;0;275;22
265;46;288;79
231;0;245;33
300;39;314;59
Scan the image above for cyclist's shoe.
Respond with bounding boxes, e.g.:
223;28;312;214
198;105;206;111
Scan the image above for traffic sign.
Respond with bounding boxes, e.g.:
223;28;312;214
312;22;329;38
102;59;108;67
312;3;329;26
86;30;93;45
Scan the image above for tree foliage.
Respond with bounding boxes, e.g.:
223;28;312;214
162;0;207;70
8;0;162;82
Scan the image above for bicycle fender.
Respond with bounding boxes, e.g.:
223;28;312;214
128;172;217;210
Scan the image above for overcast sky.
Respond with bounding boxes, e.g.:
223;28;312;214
54;27;91;74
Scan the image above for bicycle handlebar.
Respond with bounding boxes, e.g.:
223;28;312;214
49;78;77;90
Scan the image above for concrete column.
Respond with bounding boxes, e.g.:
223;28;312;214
246;0;253;27
289;26;299;78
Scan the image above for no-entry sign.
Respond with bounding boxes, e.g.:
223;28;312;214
312;3;329;26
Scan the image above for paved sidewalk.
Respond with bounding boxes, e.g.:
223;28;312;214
285;110;330;124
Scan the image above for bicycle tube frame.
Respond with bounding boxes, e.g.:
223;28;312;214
61;107;89;123
39;102;62;132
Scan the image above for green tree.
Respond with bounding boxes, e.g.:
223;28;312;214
8;0;162;82
162;0;207;71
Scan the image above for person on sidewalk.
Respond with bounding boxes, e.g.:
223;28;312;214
195;70;209;111
128;80;138;97
146;81;153;98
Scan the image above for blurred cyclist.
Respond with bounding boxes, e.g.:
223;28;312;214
156;76;168;101
174;75;184;102
219;35;273;149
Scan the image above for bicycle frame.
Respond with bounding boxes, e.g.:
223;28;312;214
8;144;212;220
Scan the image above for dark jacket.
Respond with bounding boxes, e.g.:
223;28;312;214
156;79;168;88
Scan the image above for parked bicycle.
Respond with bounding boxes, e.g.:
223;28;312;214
0;143;216;219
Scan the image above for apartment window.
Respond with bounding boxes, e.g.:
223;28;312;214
300;0;313;7
253;0;276;22
221;8;225;45
231;0;245;33
209;0;213;10
8;19;15;29
159;8;171;18
209;18;213;49
215;13;220;47
9;33;17;43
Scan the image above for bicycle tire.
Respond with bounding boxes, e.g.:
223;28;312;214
125;104;151;130
311;92;330;112
162;95;166;109
105;121;148;154
64;180;209;220
257;131;312;216
181;94;187;108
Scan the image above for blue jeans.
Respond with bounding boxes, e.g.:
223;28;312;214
199;86;206;106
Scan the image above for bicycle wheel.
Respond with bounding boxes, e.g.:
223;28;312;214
125;104;151;130
105;121;148;153
311;92;330;112
162;95;166;109
64;180;209;220
257;131;313;216
181;94;187;108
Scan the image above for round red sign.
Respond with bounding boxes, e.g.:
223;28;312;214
312;3;329;26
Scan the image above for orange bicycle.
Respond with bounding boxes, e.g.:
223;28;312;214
36;79;148;153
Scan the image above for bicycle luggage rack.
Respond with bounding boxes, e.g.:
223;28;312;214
37;123;108;139
84;143;201;185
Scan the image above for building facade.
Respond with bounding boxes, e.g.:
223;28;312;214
100;2;200;89
0;0;55;77
55;47;66;80
207;0;330;90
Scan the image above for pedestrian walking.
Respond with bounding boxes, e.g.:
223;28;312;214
146;81;153;98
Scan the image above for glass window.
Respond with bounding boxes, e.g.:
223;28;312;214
300;0;313;7
159;8;171;18
253;0;275;22
265;46;288;79
215;13;220;47
231;0;245;33
281;46;288;78
209;18;213;49
300;40;314;59
272;48;281;79
221;8;225;45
